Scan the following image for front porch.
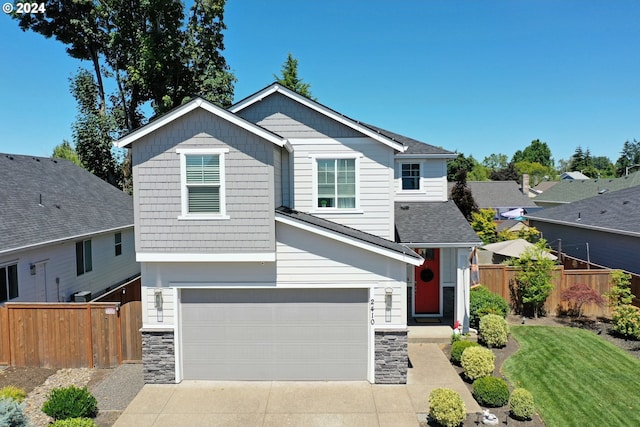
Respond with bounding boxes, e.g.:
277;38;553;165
407;287;455;343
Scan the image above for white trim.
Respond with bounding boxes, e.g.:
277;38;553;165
395;153;457;159
404;243;481;248
0;225;134;257
140;325;176;331
275;215;423;266
398;160;422;192
177;148;229;219
136;252;277;262
115;98;288;149
230;84;406;152
527;216;640;238
311;154;362;211
174;289;182;383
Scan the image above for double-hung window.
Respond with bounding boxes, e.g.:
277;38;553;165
316;158;357;209
401;163;421;190
0;263;18;303
178;148;229;219
76;240;92;276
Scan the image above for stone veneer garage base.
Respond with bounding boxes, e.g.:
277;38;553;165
374;329;408;384
142;329;175;384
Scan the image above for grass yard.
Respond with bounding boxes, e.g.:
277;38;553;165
503;326;640;427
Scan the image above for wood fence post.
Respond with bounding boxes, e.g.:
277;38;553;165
86;304;93;369
117;305;123;364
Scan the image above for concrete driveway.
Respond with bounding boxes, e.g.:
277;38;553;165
113;343;480;427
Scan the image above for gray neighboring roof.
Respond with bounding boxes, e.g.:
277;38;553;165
533;172;640;205
275;206;422;262
496;219;524;232
363;124;456;156
394;201;481;245
526;185;640;236
0;154;134;253
447;181;537;208
561;171;590;180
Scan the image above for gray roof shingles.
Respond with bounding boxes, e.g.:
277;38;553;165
363;124;456;156
534;172;640;205
447;181;537;209
276;206;422;261
394;201;481;245
0;154;134;253
527;185;640;236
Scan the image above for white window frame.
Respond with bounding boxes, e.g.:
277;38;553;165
177;148;230;220
76;239;92;276
399;162;421;191
310;153;363;213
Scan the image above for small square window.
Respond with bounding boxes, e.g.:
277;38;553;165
401;163;420;190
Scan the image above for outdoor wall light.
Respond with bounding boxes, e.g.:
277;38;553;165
154;289;163;310
385;287;393;322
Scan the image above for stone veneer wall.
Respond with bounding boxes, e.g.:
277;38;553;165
142;329;175;384
374;329;408;384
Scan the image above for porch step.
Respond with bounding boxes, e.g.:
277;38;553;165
407;325;453;343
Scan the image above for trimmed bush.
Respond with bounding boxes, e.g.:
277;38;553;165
479;314;509;348
0;386;26;403
428;388;466;427
450;340;479;365
509;388;535;420
0;397;28;427
461;346;495;381
612;305;640;340
42;386;98;421
51;418;99;427
470;286;509;329
472;376;510;407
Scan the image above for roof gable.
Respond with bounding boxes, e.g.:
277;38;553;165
0;154;134;254
115;98;289;150
230;83;406;152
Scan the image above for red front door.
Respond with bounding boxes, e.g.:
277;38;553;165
414;248;440;314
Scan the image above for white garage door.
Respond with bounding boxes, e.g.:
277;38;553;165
181;288;368;380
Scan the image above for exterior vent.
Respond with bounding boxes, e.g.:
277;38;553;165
73;291;92;302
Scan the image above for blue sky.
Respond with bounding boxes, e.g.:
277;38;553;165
1;0;639;165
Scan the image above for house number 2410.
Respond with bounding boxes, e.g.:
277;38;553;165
370;298;375;325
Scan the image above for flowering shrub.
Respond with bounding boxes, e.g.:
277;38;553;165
461;346;495;381
429;388;466;427
479;314;509;348
509;388;535;420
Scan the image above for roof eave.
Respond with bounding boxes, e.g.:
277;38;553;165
527;216;640;237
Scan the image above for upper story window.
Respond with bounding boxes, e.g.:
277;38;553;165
0;263;18;303
114;232;122;256
401;163;421;190
317;158;357;209
76;240;92;276
177;148;229;219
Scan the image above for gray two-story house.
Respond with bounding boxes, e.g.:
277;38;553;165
117;83;478;385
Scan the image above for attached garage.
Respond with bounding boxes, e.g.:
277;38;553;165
180;288;369;381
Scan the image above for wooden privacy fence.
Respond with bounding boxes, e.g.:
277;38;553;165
0;301;142;368
95;276;142;305
478;265;616;318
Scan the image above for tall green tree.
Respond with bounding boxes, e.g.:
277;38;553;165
615;140;640;176
482;153;508;171
490;162;519;181
52;140;82;166
447;153;476;181
512;139;553;168
451;169;478;222
274;53;315;100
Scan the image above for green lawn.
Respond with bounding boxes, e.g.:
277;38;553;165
503;326;640;427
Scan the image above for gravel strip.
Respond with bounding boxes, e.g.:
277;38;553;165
90;364;144;411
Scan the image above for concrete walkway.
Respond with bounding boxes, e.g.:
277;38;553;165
113;343;480;427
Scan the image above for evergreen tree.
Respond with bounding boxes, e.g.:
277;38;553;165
274;53;315;100
451;169;478;222
52;141;82;167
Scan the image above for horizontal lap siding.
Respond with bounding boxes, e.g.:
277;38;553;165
133;109;275;253
290;138;395;240
394;159;447;202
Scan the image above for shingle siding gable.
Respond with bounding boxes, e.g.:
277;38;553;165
133;109;275;254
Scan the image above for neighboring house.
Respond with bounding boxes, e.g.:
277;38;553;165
560;171;590;180
0;154;139;304
529;180;558;198
496;219;531;234
448;180;540;219
527;185;640;275
116;83;479;385
533;171;640;208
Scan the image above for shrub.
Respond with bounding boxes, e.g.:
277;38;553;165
0;386;26;403
0;397;28;427
479;314;509;348
611;304;640;339
560;283;605;318
509;388;535;420
42;386;98;421
605;270;634;308
507;240;555;318
461;346;495;381
470;286;509;329
51;418;99;427
450;340;479;365
428;388;466;427
472;376;510;407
